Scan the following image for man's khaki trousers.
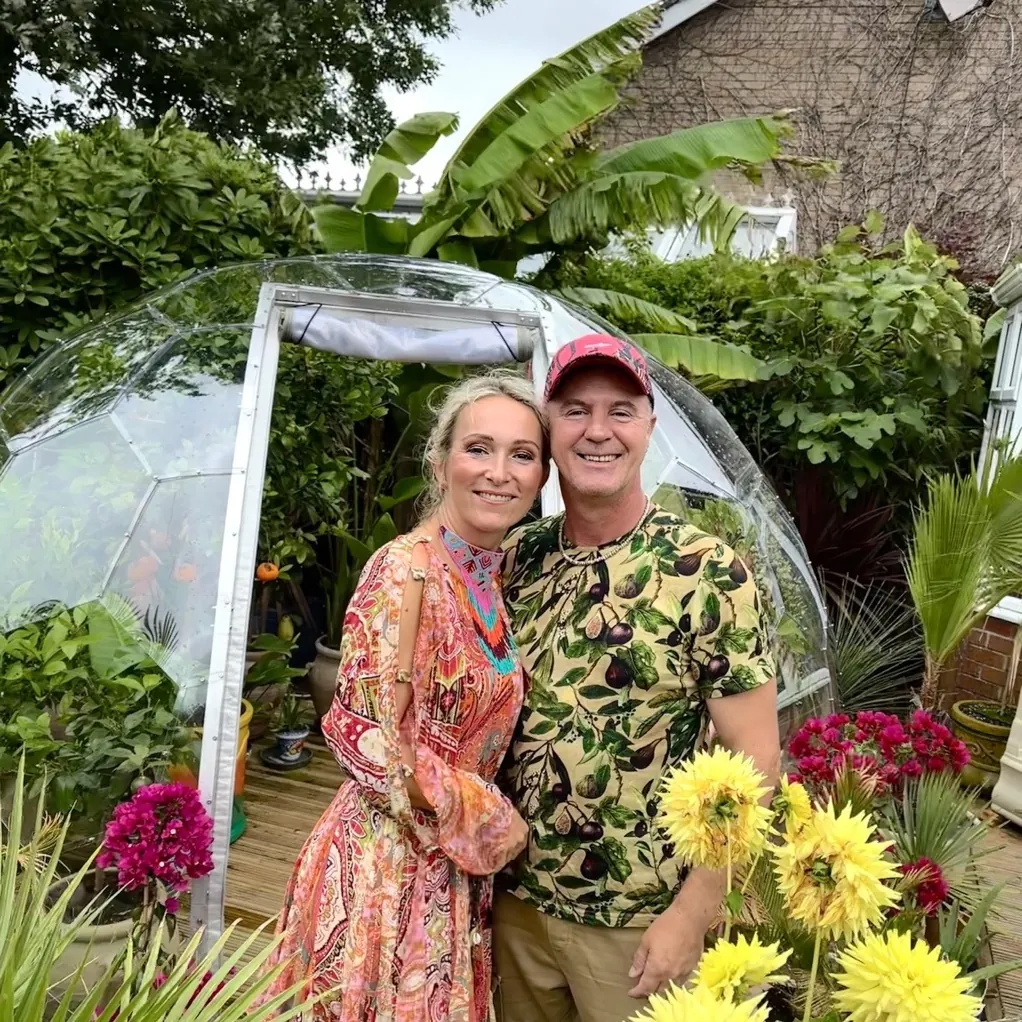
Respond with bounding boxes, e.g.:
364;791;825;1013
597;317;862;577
493;891;649;1022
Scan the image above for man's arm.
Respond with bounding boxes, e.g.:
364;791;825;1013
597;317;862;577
628;680;781;997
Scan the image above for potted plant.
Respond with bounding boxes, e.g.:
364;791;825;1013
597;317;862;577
48;780;214;999
261;689;314;770
245;629;307;739
2;758;324;1021
908;452;1022;789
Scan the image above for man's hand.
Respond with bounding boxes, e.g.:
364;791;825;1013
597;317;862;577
627;899;703;997
628;868;726;998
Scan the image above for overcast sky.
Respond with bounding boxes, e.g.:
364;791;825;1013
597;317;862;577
306;0;646;190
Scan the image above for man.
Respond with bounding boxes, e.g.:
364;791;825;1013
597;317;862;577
496;335;781;1022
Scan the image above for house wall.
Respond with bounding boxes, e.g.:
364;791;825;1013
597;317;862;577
600;0;1022;280
940;614;1018;711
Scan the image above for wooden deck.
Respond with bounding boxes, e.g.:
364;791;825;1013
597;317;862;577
212;734;343;960
980;814;1022;1021
213;741;1022;1016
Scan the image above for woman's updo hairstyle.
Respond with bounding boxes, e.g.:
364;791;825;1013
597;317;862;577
418;370;549;520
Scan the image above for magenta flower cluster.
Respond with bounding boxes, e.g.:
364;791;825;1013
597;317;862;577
97;782;214;899
787;710;970;800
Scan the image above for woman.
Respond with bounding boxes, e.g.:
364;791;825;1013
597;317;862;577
261;373;548;1022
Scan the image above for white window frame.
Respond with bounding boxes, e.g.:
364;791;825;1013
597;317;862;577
650;205;797;263
982;264;1022;623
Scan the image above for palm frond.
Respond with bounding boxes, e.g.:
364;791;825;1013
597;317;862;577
881;771;992;913
596;115;789;179
556;286;698;333
430;4;660;207
825;573;920;714
633;332;768;381
453;74;619;204
906;471;994;668
356;112;459;213
313;204;411;255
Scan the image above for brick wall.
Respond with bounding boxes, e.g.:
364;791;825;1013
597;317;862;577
940;614;1020;710
600;0;1022;279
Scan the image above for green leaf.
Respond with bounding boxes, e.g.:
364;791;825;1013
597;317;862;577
312;204;410;254
633;332;769;381
559;287;697;333
357;112;459;212
724;889;744;916
377;475;425;510
455;74;619;198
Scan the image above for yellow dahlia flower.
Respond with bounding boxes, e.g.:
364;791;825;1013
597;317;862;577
659;747;772;870
629;983;768;1022
773;801;901;940
774;775;812;839
694;934;791;1001
833;930;982;1022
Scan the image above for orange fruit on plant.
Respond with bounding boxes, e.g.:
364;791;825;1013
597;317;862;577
256;562;280;582
174;563;198;583
127;555;160;582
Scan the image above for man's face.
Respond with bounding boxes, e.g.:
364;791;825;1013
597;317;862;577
547;363;655;501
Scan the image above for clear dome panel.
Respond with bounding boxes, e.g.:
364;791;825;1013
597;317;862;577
154;264;268;326
104;472;233;715
0;309;251;834
645;370;833;741
113;327;249;475
0;310;176;450
0;415;153;628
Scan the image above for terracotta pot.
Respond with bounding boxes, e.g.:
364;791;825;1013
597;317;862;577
308;636;341;719
950;699;1012;791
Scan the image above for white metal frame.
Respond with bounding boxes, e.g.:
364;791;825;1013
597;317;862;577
191;285;544;950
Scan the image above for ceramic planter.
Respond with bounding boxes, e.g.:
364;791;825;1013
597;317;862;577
167;698;254;796
307;635;342;720
950;700;1012;791
261;726;312;770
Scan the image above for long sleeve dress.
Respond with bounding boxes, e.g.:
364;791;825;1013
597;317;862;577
260;532;524;1022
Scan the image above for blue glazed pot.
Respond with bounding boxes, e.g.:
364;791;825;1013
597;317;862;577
272;727;310;763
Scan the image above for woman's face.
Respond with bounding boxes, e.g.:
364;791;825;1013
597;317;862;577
437;394;546;547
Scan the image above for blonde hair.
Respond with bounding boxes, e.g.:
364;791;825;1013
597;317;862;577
419;370;549;520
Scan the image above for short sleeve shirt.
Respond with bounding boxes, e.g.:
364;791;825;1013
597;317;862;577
499;505;775;928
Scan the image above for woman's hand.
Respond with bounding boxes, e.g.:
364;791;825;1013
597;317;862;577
506;808;530;860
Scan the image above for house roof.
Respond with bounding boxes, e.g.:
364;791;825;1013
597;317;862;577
652;0;722;42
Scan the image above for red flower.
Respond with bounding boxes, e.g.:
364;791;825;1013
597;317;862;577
97;783;214;893
900;857;950;915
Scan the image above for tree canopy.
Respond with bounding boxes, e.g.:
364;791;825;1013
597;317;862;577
0;0;497;165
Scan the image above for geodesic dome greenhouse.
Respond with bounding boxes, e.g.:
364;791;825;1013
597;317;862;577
0;254;834;948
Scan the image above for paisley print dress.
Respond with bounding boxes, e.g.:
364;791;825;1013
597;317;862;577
260;533;523;1021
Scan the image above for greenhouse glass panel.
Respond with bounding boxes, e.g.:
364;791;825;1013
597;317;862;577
0;253;834;955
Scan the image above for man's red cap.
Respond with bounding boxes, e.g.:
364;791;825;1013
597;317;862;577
544;334;653;406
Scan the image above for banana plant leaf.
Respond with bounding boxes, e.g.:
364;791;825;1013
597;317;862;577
313;205;410;254
633;332;769;381
357;112;459;213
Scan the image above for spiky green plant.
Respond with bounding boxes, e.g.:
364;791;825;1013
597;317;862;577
881;770;990;913
906;453;1022;708
0;757;325;1022
825;574;920;715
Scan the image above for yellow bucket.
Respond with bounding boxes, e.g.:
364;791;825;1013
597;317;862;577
169;698;254;797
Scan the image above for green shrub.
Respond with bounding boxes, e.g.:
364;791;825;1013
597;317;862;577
0;111;316;392
543;221;992;511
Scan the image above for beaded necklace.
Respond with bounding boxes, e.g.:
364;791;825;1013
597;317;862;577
439;525;516;675
557;500;653;567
